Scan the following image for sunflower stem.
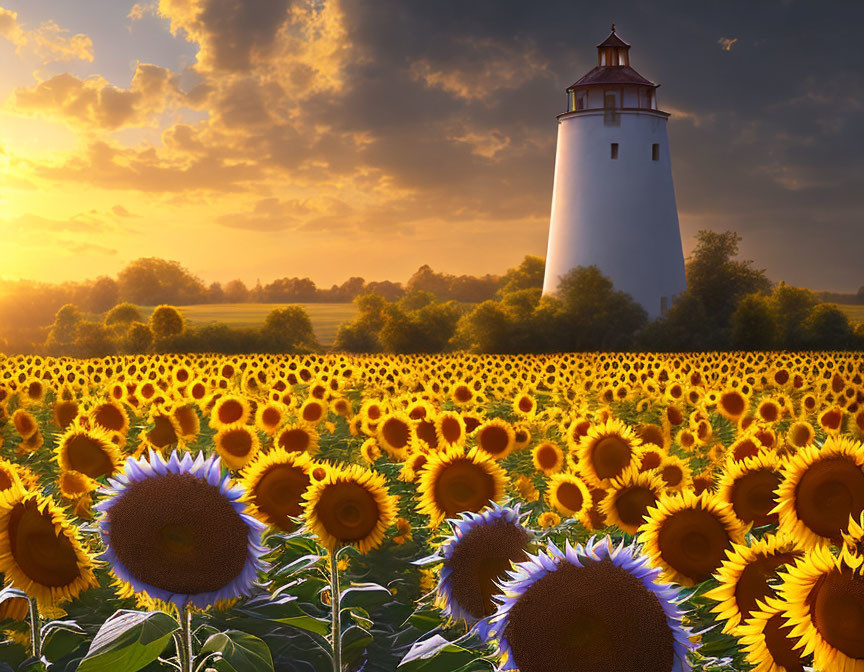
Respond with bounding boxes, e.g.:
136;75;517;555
178;605;193;672
329;547;343;672
27;597;40;661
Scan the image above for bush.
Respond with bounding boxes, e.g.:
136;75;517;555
150;305;185;340
105;302;144;326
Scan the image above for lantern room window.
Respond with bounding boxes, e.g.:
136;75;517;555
652;144;659;161
611;143;619;160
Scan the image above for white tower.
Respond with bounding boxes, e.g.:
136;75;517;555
542;25;686;319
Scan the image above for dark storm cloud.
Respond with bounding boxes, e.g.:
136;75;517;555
313;0;864;290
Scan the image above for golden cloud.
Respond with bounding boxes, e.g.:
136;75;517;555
0;6;93;62
11;63;176;130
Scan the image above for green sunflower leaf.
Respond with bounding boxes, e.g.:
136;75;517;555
76;610;178;672
198;630;275;672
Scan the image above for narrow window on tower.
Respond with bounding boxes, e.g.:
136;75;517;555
652;144;659;161
611;143;619;160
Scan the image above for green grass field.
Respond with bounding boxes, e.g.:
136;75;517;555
139;303;358;346
836;304;864;325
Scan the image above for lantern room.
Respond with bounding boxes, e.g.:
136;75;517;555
565;25;660;114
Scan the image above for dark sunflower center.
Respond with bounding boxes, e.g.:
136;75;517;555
556;482;584;513
255;464;310;531
279;428;310;453
315;482;380;543
614;487;657;529
261;407;281;427
221;429;253;457
536;445;559;470
762;613;809;672
434;460;496;518
148;416;178;448
730;470;781;525
591;437;631;480
218;400;244;424
445;519;531;619
0;471;13;491
733;552;800;622
302;403;323;422
94;404;125;431
8;500;81;588
503;559;675;672
480;426;510;455
657;508;731;584
65;433;114;478
107;473;250;596
721;393;745;417
382;419;410;449
661;465;683;487
440;417;461;443
795;457;864;540
811;568;864;660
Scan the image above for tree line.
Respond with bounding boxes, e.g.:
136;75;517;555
2;230;862;356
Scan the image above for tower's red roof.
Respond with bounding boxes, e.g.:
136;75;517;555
568;65;655;89
597;27;630;49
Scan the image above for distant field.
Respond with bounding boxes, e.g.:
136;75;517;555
138;303;358;346
836;304;864;324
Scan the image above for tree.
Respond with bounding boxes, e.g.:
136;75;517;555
857;286;864;304
730;294;777;350
105;302;144;326
87;276;119;313
73;321;115;358
45;304;83;353
117;258;207;305
150;305;185;340
685;231;771;327
124;321;153;353
552;266;648;351
207;282;225;303
499;255;545;295
262;306;319;352
223;279;249;303
770;284;818;348
801;304;854;350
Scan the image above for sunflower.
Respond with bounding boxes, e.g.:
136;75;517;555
512;392;537;419
657;455;693;493
172;404;200;442
57;423;123;479
58;469;101;500
435;411;467;448
299;398;328;425
53;399;79;430
210;394;251;429
531;441;565;475
786;421;815;450
602;467;664;535
241;449;313;532
451;381;476;406
377;412;416;459
213;423;261;471
777;544;864;672
537;511;561;528
303;463;396;554
474;418;516;460
90;400;130;434
97;450;267;608
361;438;383;464
436;504;532;636
576;418;641;488
639;491;747;586
817;406;844;434
398;450;428;482
704;534;803;634
718;452;783;527
637;445;666;472
735;597;813;672
0;489;97;608
417;448;508;527
718;388;749;421
0;459;23;496
488;537;693;672
11;409;38;440
275;423;320;455
546;472;592;520
775;436;864;548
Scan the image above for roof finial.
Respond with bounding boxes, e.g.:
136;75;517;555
611;22;616;33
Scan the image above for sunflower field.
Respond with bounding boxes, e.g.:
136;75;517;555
1;351;864;672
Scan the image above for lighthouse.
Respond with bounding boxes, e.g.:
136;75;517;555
542;25;687;319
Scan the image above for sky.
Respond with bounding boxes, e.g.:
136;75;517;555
0;0;862;291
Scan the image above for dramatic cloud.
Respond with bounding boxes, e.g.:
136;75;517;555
12;64;177;129
2;0;863;290
0;6;93;62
